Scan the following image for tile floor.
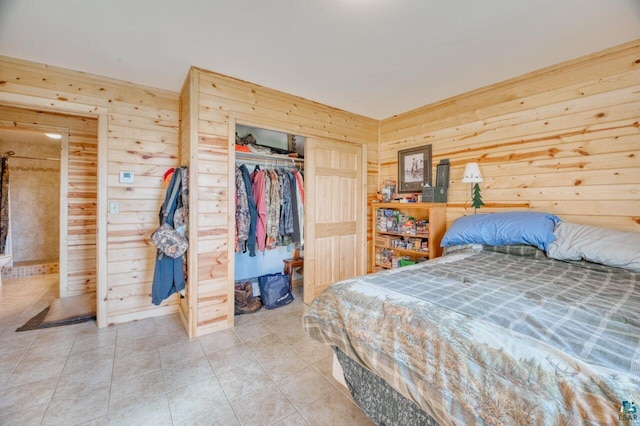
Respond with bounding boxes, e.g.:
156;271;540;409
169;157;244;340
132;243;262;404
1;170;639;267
0;275;374;426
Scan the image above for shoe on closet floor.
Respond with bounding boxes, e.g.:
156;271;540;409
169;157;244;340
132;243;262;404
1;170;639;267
235;281;262;315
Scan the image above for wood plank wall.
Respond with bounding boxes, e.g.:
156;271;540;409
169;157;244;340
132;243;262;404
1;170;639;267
178;71;197;336
379;40;640;232
184;67;378;336
0;106;97;295
0;56;181;325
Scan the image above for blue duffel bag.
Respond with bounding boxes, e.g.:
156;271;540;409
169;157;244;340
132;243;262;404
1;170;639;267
257;273;294;309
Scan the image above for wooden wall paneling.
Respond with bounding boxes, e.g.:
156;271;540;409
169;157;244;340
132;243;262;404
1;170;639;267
378;107;640;176
365;126;380;263
379;40;640;232
225;118;236;330
111;305;178;325
0;55;182;327
380;40;640;139
198;71;375;124
0;62;178;113
182;67;377;336
382;83;637;149
107;151;176;169
103;101;179;323
197;72;376;144
108;138;178;160
96;112;108;326
178;70;198;336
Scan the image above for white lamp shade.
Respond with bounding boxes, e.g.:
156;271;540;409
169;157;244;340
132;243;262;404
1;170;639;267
462;162;483;183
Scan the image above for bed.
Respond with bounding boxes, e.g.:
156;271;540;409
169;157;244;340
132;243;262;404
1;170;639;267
303;212;640;425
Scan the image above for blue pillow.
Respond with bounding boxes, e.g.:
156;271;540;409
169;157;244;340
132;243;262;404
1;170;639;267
441;212;561;251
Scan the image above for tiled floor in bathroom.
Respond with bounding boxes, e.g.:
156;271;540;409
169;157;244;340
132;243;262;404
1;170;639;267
0;275;374;425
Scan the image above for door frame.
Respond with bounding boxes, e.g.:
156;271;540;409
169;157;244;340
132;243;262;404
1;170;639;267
58;129;69;297
0;92;108;327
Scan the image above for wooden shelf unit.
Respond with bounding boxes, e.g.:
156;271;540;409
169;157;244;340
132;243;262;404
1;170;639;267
371;203;446;270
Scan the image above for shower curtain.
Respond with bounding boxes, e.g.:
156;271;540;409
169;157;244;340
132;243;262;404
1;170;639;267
0;157;10;255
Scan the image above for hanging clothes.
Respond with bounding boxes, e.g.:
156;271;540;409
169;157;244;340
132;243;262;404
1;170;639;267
180;167;189;236
293;170;304;246
279;169;294;240
0;157;9;254
234;161;304;254
287;170;299;244
235;166;250;252
251;167;267;253
265;169;280;250
294;170;304;204
239;165;258;257
152;167;187;306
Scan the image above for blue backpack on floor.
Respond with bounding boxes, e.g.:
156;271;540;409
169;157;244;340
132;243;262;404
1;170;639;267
257;273;294;309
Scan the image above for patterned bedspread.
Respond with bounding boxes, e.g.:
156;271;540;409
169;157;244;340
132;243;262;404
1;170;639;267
303;246;640;425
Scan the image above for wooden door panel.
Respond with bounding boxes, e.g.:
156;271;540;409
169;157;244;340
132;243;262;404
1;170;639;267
339;152;357;170
313;236;335;291
338;176;356;222
339;234;356;281
305;138;366;303
315;175;334;223
312;234;357;295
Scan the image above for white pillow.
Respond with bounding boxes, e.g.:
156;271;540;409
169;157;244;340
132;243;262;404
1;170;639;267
546;222;640;272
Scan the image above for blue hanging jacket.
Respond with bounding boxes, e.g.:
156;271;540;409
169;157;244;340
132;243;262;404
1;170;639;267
151;168;186;305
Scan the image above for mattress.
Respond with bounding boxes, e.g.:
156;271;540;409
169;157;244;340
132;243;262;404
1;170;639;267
302;246;640;425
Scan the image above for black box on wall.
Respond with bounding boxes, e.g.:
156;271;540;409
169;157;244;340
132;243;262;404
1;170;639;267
422;187;434;202
436;159;450;188
422;158;449;203
422;186;447;203
434;186;447;203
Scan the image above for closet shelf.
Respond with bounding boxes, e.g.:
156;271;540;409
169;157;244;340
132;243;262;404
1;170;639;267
235;151;304;165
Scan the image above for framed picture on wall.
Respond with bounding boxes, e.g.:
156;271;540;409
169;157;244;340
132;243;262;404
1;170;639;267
398;144;432;193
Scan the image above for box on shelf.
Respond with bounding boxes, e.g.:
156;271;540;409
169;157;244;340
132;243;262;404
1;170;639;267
375;248;395;268
376;235;401;248
376;208;402;233
415;220;429;235
390;237;428;252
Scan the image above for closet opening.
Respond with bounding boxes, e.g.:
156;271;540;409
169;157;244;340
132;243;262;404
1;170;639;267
233;123;305;316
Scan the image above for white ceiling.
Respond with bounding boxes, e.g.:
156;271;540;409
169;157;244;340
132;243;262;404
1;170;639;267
0;127;59;145
1;0;639;120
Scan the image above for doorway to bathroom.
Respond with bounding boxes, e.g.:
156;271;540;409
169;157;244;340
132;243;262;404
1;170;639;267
0;122;67;295
0;105;97;300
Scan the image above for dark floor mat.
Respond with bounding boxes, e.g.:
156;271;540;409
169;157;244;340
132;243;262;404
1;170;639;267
16;293;96;332
15;306;50;332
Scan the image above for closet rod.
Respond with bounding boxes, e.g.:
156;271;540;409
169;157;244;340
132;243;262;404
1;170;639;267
235;153;303;169
236;159;300;171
